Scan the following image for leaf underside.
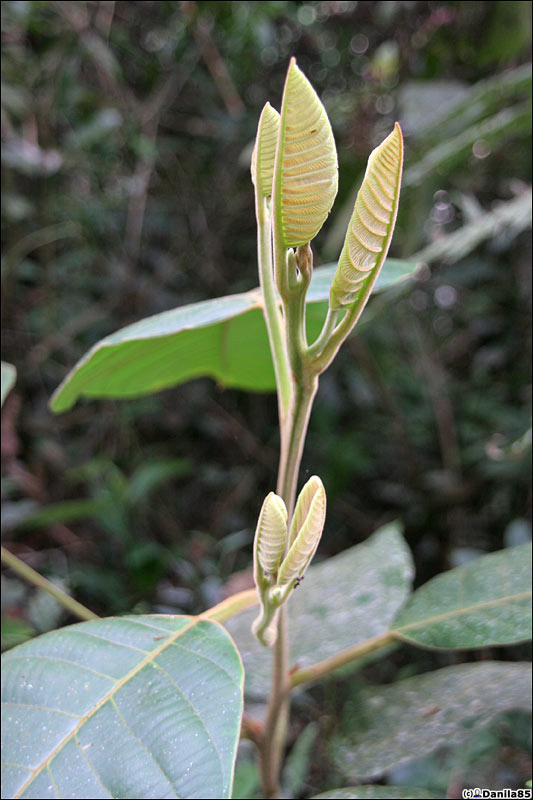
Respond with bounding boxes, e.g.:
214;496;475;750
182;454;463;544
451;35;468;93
49;259;419;413
392;541;532;648
311;787;441;799
333;662;532;780
225;523;414;698
330;123;403;309
276;60;338;247
1;615;244;799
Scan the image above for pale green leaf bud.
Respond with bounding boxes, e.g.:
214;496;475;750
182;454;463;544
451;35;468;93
278;476;326;586
253;491;288;587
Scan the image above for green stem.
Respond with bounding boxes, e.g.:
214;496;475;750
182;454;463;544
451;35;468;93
277;378;318;517
307;307;340;360
290;631;394;688
261;368;318;798
202;588;257;622
256;197;291;420
311;272;382;374
1;546;99;622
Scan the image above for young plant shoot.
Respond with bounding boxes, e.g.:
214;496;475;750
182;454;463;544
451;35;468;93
249;57;403;796
3;56;530;800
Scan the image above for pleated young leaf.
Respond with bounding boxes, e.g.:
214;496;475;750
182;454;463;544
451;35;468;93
278;477;326;586
251;102;280;199
330;123;403;310
274;58;338;247
253;492;288;580
288;475;324;549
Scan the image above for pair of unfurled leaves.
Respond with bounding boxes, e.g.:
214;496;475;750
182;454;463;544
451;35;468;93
251;58;403;310
252;476;326;647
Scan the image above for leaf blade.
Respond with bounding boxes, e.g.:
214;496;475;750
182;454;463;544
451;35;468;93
330;124;403;310
225;523;413;698
275;59;338;247
1;615;244;799
49;258;420;413
311;788;441;799
251;103;280;199
391;542;532;649
333;662;532;780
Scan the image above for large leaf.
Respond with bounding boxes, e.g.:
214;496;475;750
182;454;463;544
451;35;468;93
225;523;413;698
330;124;403;309
1;615;243;799
392;542;532;649
274;59;338;247
311;788;440;799
1;361;16;407
334;662;532;780
50;259;419;413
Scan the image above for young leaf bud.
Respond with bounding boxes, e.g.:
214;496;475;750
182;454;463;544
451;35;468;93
278;477;326;586
288;475;324;548
251;102;280;199
253;492;288;584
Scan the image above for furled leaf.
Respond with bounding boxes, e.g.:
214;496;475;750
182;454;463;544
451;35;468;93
1;615;244;799
278;476;326;585
254;492;287;578
333;662;531;780
288;475;323;548
251;102;280;199
1;361;17;407
392;542;532;649
330;124;403;309
50;259;419;413
225;523;413;698
311;788;440;799
274;59;338;247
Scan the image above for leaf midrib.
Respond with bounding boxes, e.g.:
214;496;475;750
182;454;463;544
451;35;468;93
13;617;199;799
393;590;532;635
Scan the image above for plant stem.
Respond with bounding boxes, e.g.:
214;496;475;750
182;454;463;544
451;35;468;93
261;370;318;798
256;197;291;421
202;588;257;622
1;546;99;622
277;378;318;517
290;631;395;688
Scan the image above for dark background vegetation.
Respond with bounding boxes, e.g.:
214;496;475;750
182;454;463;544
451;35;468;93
1;1;531;796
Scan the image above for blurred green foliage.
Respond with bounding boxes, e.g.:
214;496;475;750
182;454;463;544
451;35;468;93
1;0;532;789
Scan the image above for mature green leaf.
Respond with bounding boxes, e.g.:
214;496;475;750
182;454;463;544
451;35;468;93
1;361;17;407
15;498;113;530
311;787;440;799
274;59;338;247
225;523;413;698
282;722;319;797
330;124;403;309
1;615;243;799
1;617;36;653
392;542;532;649
333;662;531;780
50;258;419;413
